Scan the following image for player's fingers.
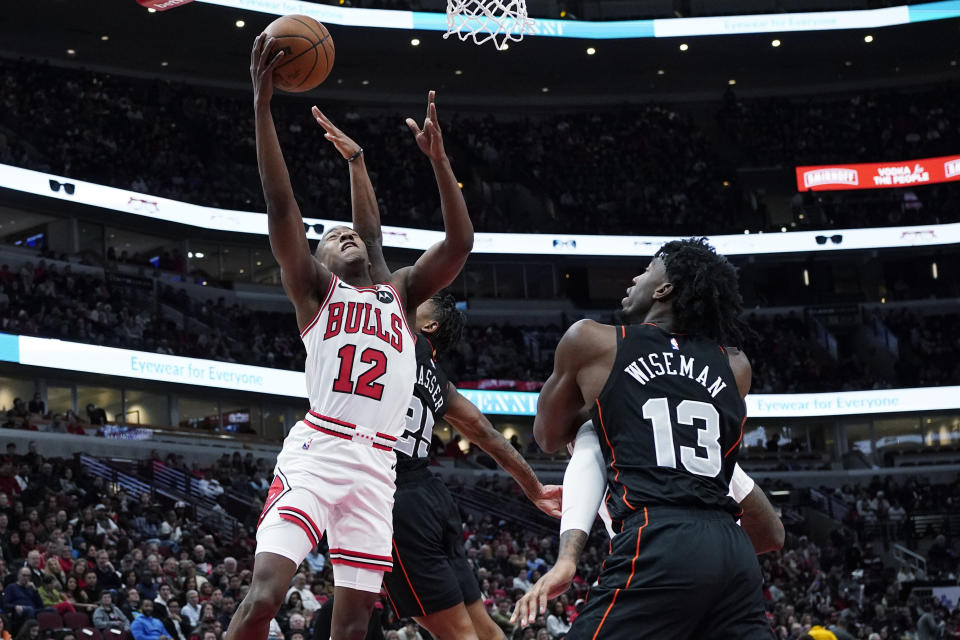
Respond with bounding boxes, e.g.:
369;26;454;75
266;49;285;71
527;590;539;624
538;588;548;616
428;100;439;129
405;118;422;136
509;600;521;624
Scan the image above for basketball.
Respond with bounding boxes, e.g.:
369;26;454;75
263;14;335;93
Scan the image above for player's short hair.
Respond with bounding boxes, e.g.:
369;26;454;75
654;237;750;347
427;293;464;356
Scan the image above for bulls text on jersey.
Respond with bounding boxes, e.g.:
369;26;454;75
323;301;405;353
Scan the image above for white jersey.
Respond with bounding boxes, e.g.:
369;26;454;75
298;274;416;443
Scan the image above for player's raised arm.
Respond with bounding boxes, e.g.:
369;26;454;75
251;34;329;323
443;386;562;518
311;108;392;284
397;91;474;310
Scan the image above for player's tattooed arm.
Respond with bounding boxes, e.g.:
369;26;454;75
511;530;586;627
251;33;329;325
444;387;562;518
311;108;391;283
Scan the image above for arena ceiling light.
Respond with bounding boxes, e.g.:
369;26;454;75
864;34;874;42
410;38;420;45
586;46;596;55
771;39;781;47
189;0;960;41
679;43;688;51
235;19;245;27
100;35;109;41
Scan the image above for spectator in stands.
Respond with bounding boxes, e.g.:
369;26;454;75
85;404;107;426
180;590;201;628
2;568;41;626
284;575;319;613
544;600;570;638
25;396;42;417
11;620;37;640
37;574;73;615
395;620;422;640
130;598;169;640
121;587;142;620
162;599;191;640
22;552;42;587
94;551;121;593
93;592;131;633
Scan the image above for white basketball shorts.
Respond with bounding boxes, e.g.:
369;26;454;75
256;421;397;593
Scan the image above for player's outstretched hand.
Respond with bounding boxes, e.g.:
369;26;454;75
405;90;446;162
510;560;577;627
531;483;563;519
311;108;362;160
251;33;285;106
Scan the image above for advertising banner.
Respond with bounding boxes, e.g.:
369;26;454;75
3;334;959;418
3;164;959;257
796;155;960;191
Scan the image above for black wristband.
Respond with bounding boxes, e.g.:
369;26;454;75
347;147;364;163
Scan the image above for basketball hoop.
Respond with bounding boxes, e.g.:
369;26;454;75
444;0;535;49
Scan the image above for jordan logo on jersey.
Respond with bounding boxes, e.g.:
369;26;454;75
324;301;404;352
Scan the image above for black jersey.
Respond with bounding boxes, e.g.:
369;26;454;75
589;323;745;529
395;334;451;475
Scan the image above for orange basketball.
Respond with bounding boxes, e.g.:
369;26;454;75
263;15;335;93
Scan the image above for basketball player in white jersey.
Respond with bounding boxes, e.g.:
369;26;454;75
229;35;473;640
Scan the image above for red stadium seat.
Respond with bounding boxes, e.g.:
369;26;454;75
63;612;92;630
37;612;64;632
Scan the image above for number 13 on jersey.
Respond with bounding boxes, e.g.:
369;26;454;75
642;397;722;477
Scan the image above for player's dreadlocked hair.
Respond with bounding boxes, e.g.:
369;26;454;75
428;293;465;356
655;237;750;348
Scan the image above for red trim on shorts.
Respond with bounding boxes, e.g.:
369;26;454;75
278;506;323;544
724;415;747;458
330;549;393;563
303;423;353;441
329;557;393;573
308;410;357;430
383;585;402;617
391;540;425;615
372;444;393;452
591;589;621;640
375;432;397;442
300;275;338;339
624;507;649;590
278;511;320;547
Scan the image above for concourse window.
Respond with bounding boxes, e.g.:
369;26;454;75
124;390;168;426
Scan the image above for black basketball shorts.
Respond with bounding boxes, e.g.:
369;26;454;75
568;506;774;640
383;470;482;618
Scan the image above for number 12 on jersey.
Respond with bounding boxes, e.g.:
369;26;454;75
642;397;722;477
332;344;388;400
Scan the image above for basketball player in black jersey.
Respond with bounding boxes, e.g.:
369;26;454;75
516;238;773;640
312;108;562;640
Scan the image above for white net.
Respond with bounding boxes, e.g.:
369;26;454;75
444;0;535;48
